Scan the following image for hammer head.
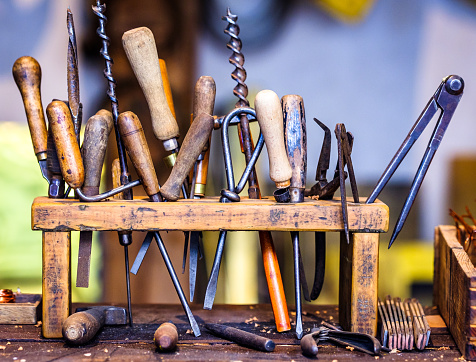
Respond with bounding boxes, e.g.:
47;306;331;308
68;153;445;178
75;306;127;325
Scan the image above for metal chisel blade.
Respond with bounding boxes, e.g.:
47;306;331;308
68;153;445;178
189;231;200;302
76;231;93;287
130;232;154;275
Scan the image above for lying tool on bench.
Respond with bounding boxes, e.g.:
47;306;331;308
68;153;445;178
154;322;179;352
205;323;275;352
366;75;464;248
62;306;127;345
118;110;213;337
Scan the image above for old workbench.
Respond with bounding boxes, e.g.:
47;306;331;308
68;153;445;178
0;304;461;361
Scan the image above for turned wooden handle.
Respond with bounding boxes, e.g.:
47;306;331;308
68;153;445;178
161;113;214;201
154;322;178;352
117;111;160;197
12;56;47;160
81;110;113;196
62;308;105;345
159;59;176;119
47;101;84;189
255;90;292;188
111;158;124;199
122;27;179;142
282;95;307;202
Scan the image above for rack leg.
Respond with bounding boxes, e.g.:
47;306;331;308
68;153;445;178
339;232;379;336
42;231;71;338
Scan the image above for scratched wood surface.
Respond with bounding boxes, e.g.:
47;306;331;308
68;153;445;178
434;225;476;360
0;304;461;361
32;196;389;232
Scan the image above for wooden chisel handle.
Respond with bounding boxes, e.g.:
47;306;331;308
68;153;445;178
282;95;307;203
111;158;124;199
255;90;292;189
159;59;176;119
117;111;160;200
81;110;113;196
62;308;105;345
47;100;84;189
161;113;214;201
12;56;47;161
122;27;179;146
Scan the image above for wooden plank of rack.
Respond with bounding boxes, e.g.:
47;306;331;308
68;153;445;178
32;196;389;232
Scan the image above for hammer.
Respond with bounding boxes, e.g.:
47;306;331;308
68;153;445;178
62;306;127;345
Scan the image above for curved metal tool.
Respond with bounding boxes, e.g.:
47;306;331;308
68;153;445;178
203;107;264;309
366;75;464;248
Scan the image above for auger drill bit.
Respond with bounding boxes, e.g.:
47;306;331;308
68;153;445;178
92;1;134;326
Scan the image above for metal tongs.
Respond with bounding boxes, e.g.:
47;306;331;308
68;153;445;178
366;75;464;248
301;326;382;357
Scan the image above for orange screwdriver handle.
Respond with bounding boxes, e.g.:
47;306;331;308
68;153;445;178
117;111;160;199
47;101;84;189
12;56;47;161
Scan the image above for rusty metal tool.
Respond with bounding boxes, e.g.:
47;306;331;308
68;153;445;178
118;110;206;337
62;306;127;345
205;323;275;352
154;322;178;352
209;8;290;332
366;75;464;248
76;110;114;288
92;0;134;326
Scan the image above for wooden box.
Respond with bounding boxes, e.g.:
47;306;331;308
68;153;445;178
434;225;476;359
0;294;41;325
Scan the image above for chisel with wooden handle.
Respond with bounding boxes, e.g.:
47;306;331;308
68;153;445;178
117;111;201;337
76;110;113;288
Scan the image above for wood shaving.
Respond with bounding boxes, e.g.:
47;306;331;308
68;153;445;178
245;317;258;323
0;346;5;350
437;346;450;350
6;342;10;345
186;329;193;335
389;348;400;353
254;323;259;328
346;346;354;351
35;321;42;328
260;329;266;333
18;347;23;351
84;353;91;356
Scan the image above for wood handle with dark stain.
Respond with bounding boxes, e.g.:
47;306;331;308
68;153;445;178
122;27;179;142
12;56;47;160
81;110;113;196
117;111;160;198
161;113;214;201
47;100;84;189
282;95;307;203
255;90;292;189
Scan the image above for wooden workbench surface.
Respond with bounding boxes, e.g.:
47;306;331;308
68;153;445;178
0;304;461;361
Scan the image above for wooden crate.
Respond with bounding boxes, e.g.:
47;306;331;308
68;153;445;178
434;225;476;359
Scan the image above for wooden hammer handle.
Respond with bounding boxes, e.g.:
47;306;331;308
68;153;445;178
12;56;47;160
161;113;214;201
117;111;160;198
81;110;113;196
122;27;179;142
47;100;84;189
255;90;292;189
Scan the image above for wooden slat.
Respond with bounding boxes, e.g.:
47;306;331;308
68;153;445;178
32;196;389;233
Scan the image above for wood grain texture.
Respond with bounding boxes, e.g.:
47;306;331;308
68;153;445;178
159;59;176;119
122;27;179;141
339;232;379;336
12;56;47;159
47;101;84;189
32;196;388;232
0;294;41;324
42;231;70;338
255;90;292;189
433;225;476;360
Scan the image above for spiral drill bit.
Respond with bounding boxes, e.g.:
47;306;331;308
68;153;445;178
92;0;134;326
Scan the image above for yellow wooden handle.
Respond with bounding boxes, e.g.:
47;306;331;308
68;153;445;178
193;76;216;118
47;101;84;189
122;27;179;144
117;111;160;198
81;110;113;196
12;56;47;160
255;90;292;188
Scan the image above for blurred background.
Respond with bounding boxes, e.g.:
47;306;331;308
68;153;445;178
1;0;476;308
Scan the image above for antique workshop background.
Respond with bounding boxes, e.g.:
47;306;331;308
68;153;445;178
1;0;476;307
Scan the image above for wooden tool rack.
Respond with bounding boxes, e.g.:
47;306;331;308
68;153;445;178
31;195;389;338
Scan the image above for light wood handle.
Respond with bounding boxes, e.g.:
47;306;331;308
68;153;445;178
161;113;214;201
159;59;176;119
154;322;178;351
193;76;216;118
12;56;47;160
255;90;292;188
62;308;105;345
111;158;124;200
81;110;113;196
122;27;179;142
117;111;160;197
47;101;84;189
282;95;307;202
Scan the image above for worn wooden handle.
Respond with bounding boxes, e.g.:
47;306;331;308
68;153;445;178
282;95;307;203
117;111;160;197
159;59;176;119
81;110;113;196
161;113;214;201
154;322;178;352
122;27;179;142
111;158;124;200
255;90;292;188
62;308;105;345
12;56;47;160
47;101;84;189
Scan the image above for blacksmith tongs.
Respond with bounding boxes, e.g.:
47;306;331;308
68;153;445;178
366;75;464;248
